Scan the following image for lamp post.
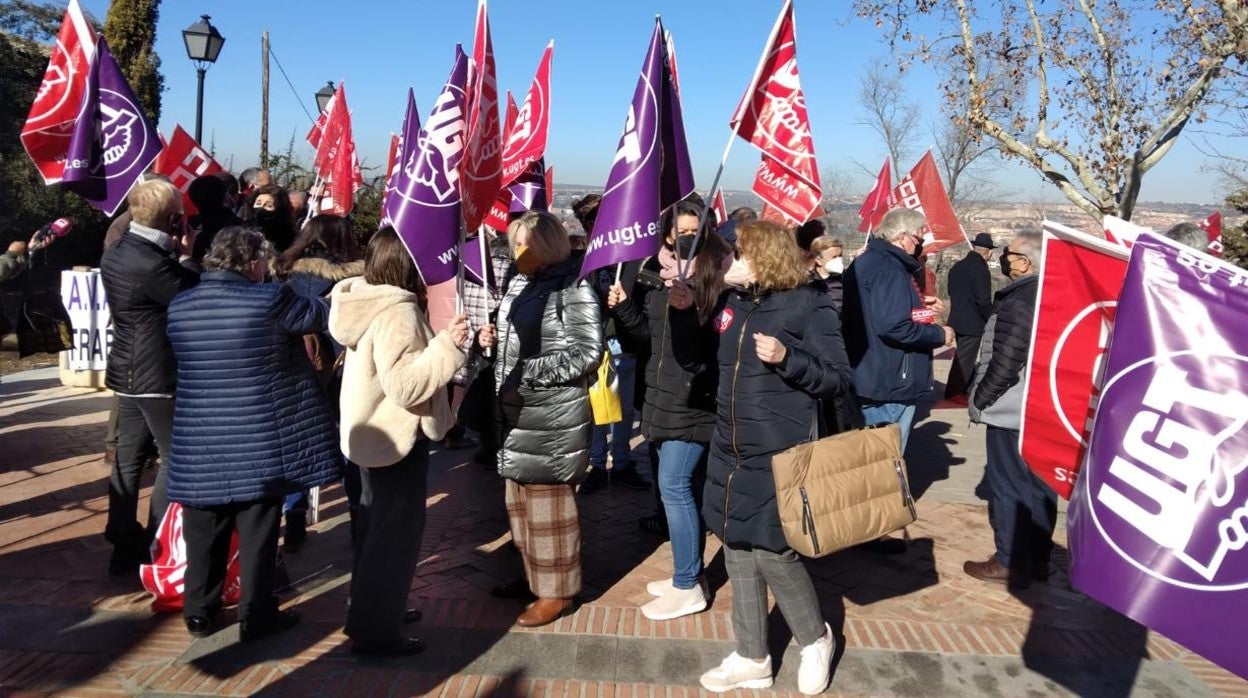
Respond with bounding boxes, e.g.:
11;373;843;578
315;81;336;114
182;14;225;143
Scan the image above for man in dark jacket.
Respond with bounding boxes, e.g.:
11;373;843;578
842;208;954;453
99;180;199;575
167;227;339;640
963;230;1054;586
944;233;996;400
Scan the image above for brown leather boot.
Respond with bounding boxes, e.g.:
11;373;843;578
515;598;574;627
963;557;1028;588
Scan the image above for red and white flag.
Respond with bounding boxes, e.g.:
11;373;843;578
1019;221;1129;499
21;0;97;185
730;0;822;225
1200;211;1223;257
485;91;522;233
151;125;223;216
712;188;728;226
857;157;893;232
891;151;967;253
545;165;555;208
460;0;504;231
311;83;362;216
385;133;400;187
1102;215;1151;248
500;41;552;187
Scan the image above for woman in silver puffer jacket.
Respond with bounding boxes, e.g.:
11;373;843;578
478;211;603;628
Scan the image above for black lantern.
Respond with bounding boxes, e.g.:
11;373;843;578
182;15;225;142
315;81;336;114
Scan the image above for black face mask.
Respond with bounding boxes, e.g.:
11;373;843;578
668;235;700;259
252;209;278;227
911;242;925;260
1000;255;1014;278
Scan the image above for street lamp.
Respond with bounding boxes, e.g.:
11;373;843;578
182;14;225;143
315;81;336;114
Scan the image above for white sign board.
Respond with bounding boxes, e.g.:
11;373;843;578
60;269;111;371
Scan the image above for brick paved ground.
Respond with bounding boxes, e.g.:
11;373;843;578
1;363;1246;697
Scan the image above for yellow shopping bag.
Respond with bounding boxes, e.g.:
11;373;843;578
589;350;623;425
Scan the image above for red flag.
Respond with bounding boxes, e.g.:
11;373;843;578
385;133;400;186
500;42;552;187
712;188;727;226
306;112;326;150
857;157;894;232
1102;215;1151;248
460;0;504;231
730;0;821;224
545;165;554;208
311;84;360;216
892;151;966;253
665;30;681;100
1019;221;1129;499
151;125;223;216
21;0;96;184
1200;211;1223;257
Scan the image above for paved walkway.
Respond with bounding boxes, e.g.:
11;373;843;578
0;363;1245;697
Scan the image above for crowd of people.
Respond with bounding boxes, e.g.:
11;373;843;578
84;164;1217;693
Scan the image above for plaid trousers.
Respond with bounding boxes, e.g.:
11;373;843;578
505;480;582;599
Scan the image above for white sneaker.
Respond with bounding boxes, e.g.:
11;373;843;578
646;578;674;597
641;584;708;621
797;623;835;695
699;652;773;693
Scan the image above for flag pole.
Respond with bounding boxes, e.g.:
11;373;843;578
478;224;490;293
455;221;467;315
676;0;790;283
614;262;623;286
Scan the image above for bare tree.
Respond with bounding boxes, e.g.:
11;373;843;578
933;57;1009;223
854;0;1248;223
856;63;920;182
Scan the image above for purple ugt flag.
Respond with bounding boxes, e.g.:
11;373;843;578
383;48;468;286
61;38;161;217
1068;232;1248;680
508;158;548;214
580;19;694;279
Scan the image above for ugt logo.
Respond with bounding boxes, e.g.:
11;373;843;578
411;89;465;203
1090;355;1248;589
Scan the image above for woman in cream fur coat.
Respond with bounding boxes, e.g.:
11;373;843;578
328;227;469;657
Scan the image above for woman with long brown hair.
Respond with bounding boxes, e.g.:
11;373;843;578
670;220;852;694
605;203;732;622
328;227;468;656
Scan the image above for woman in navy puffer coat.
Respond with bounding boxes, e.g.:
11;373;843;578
670;221;851;694
165;227;340;641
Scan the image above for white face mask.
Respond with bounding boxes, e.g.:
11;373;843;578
824;257;844;275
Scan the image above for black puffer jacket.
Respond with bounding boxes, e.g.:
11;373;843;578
494;258;604;484
672;283;852;552
100;229;199;395
611;275;717;444
969;274;1038;430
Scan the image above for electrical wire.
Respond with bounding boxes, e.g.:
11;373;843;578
267;42;318;125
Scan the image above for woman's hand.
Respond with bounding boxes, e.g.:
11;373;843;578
606;282;627;309
448;314;470;347
668;279;693;310
753;333;787;365
477;322;497;349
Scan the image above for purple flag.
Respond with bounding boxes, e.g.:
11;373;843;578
1069;232;1248;680
383;48;469;286
462;234;491;289
61;38;161;217
508;158;548;214
580;19;694;279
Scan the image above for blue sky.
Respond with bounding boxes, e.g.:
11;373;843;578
77;0;1226;204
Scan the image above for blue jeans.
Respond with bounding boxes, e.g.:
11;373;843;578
656;440;707;589
986;426;1056;569
861;401;917;454
589;341;636;471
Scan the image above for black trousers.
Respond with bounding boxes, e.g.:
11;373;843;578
106;396;173;551
986;426;1058;570
346;441;430;650
181;498;283;622
945;333;983;399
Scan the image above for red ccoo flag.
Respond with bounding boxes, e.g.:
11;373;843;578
484;90;522;233
311;83;362;216
857;157;894;232
1201;211;1223;257
730;0;822;225
385;133;400;187
712;188;727;226
21;0;97;185
461;0;504;232
151;125;223;216
892;151;967;254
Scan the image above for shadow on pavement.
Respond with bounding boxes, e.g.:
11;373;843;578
906;420;967;501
